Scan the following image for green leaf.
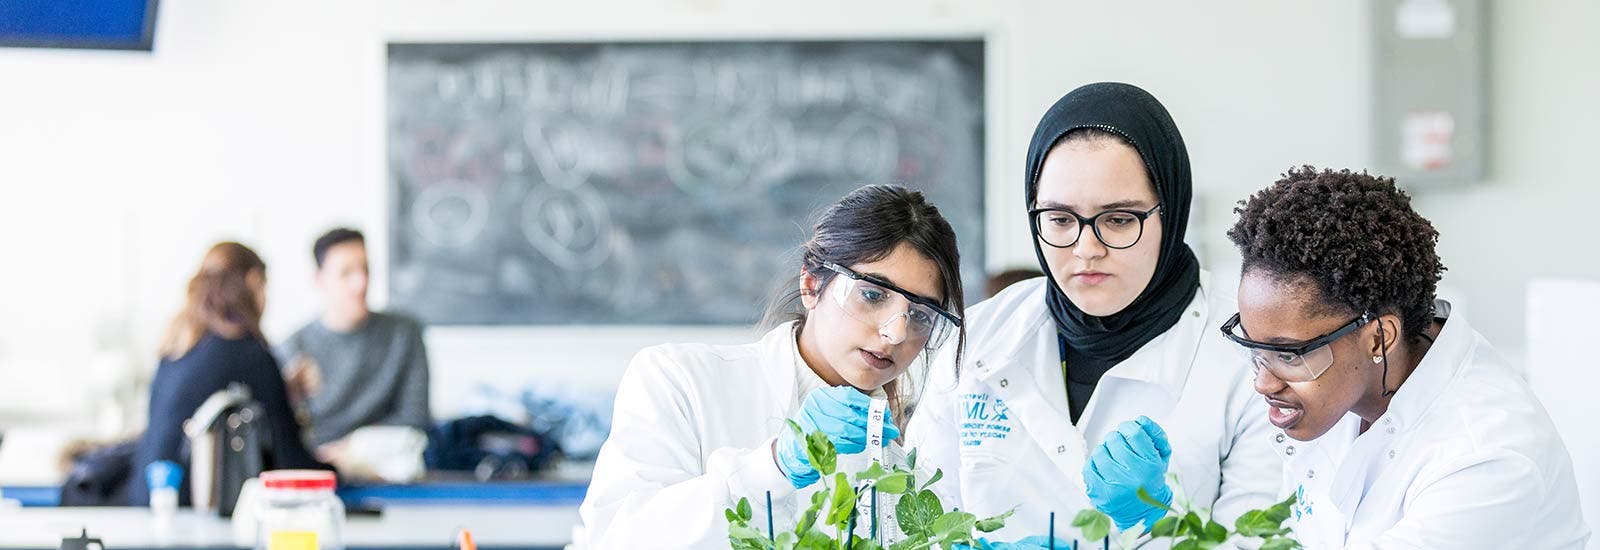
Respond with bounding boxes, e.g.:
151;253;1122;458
857;461;889;483
896;490;943;539
728;524;768;550
919;468;944;493
1071;509;1112;541
1171;540;1205;550
887;539;923;550
826;472;856;527
795;507;819;534
1202;519;1228;543
796;530;833;550
1260;537;1302;550
807;430;837;477
773;531;797;550
974;508;1015;533
738;497;754;522
847;535;882;550
1234;509;1290;538
905;448;918;472
931;511;976;541
875;472;913;494
1264;493;1296;524
1150;516;1179;538
1136;487;1174;514
1183;511;1204;536
726;508;740;524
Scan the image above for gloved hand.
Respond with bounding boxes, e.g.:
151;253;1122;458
775;386;900;489
1083;415;1174;532
960;536;1074;550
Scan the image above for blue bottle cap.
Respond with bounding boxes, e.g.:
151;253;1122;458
146;460;183;490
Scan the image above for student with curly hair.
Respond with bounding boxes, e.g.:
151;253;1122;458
1226;166;1589;548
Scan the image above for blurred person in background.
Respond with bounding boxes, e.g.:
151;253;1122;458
278;227;432;476
127;242;330;505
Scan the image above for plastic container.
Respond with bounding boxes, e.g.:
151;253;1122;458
254;470;344;550
145;461;182;521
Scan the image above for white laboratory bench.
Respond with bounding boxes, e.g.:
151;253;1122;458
0;506;578;549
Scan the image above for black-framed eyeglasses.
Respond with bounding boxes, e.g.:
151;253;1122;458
1028;204;1163;249
1220;311;1373;382
821;262;962;350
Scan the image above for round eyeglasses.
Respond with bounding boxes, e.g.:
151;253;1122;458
1029;204;1163;249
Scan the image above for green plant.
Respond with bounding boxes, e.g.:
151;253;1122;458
1070;475;1301;550
725;420;1013;550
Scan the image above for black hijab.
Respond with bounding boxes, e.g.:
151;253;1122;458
1025;82;1201;369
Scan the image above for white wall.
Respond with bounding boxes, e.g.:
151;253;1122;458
1409;0;1600;345
0;0;1593;436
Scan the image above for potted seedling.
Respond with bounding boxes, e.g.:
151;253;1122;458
1068;476;1301;550
725;421;1014;550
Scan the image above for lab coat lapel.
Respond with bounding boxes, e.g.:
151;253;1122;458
973;321;1088;479
1077;290;1206;445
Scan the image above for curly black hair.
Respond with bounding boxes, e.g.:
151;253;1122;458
1228;166;1446;342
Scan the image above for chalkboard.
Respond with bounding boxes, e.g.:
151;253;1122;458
387;40;985;325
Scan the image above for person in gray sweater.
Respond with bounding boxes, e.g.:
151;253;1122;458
279;228;432;451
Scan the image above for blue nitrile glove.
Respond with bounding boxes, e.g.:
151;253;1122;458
775;386;900;489
959;536;1075;550
1083;415;1174;531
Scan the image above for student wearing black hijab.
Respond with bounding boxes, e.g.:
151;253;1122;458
906;83;1279;544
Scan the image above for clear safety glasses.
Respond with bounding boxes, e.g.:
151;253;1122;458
821;262;962;351
1220;311;1372;383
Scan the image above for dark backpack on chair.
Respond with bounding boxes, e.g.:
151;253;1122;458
58;441;137;506
424;415;560;480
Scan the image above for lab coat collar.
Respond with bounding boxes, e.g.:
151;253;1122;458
1374;300;1467;433
760;321;810;409
967;284;1053;372
1097;282;1206;402
968;274;1215;404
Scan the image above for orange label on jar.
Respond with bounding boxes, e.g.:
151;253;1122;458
269;531;318;550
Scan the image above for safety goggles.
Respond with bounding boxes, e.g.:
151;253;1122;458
821;262;961;351
1220;311;1372;383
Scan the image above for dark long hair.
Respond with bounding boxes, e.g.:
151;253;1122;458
763;184;965;430
158;242;268;359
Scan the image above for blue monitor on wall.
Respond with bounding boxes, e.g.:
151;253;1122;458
0;0;160;51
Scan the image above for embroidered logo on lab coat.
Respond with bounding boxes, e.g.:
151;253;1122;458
1293;484;1314;520
958;393;1013;447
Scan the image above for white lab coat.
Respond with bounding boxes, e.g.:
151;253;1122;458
1276;301;1589;549
904;273;1281;545
579;321;914;549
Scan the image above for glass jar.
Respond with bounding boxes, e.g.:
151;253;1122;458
254;470;344;550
